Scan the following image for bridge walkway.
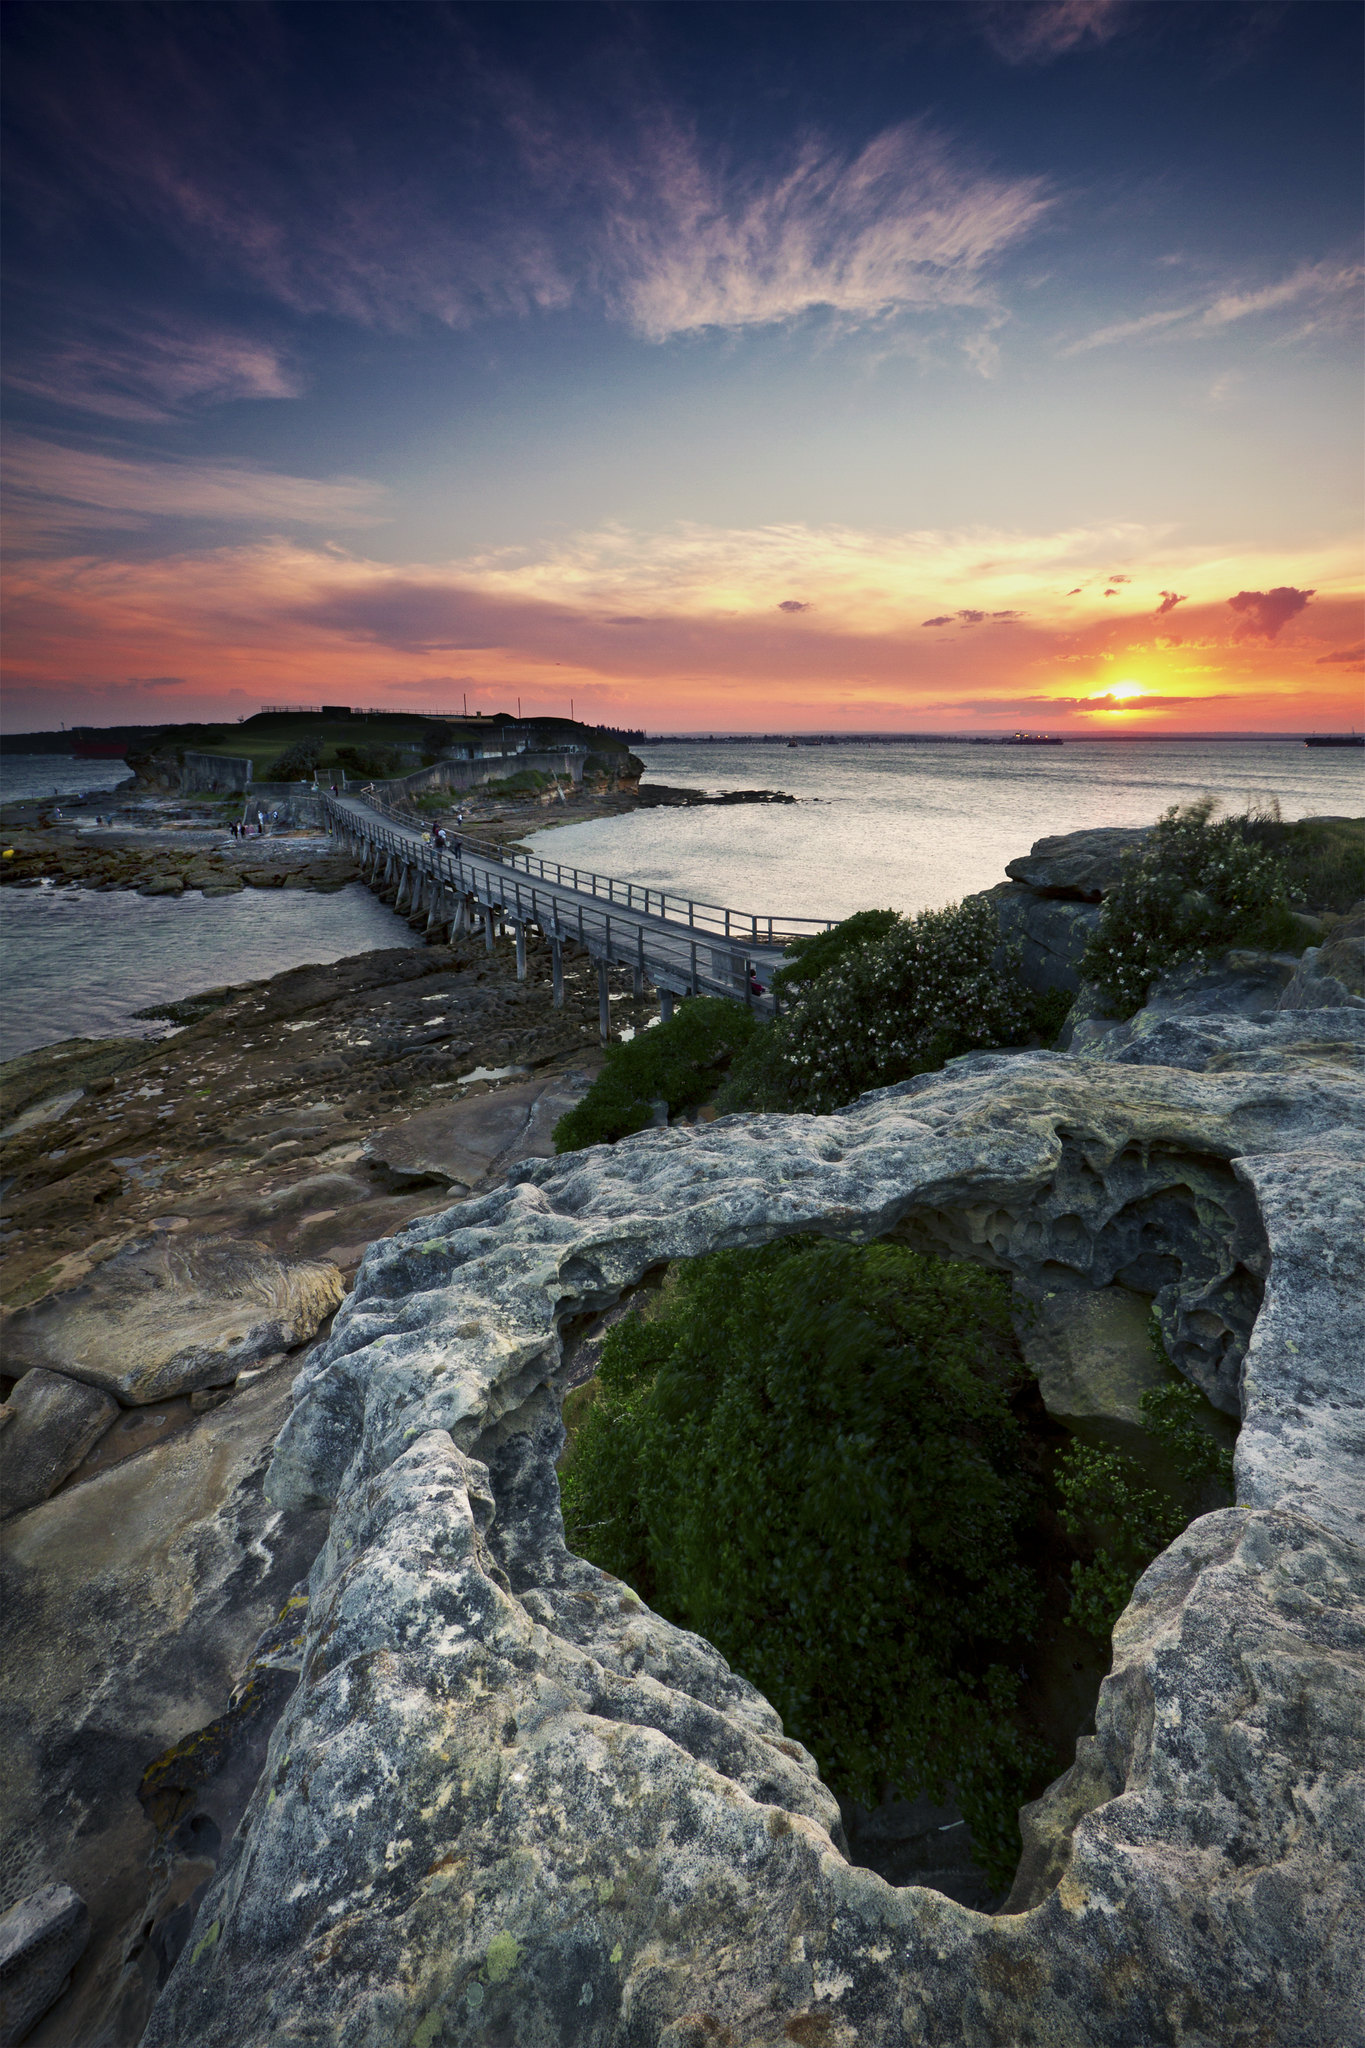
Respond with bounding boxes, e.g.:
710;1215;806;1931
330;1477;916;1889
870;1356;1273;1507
323;792;832;1031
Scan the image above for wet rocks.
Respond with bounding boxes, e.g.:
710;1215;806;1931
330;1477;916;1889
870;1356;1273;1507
0;1371;119;1518
0;1884;90;2048
3;1237;345;1404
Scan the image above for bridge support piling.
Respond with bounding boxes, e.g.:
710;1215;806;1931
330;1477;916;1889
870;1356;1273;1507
597;960;611;1043
660;988;675;1024
514;923;527;980
551;933;564;1007
484;902;494;953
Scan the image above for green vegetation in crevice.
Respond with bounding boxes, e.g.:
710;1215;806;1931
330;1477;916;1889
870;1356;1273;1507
552;997;761;1150
1081;799;1298;1017
1056;1321;1236;1640
558;1238;1050;1887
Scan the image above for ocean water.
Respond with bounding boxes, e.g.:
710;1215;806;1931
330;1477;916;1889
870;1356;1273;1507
0;882;421;1063
0;753;135;804
528;739;1364;922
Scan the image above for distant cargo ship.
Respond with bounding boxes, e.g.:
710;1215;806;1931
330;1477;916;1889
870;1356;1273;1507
1304;734;1363;747
1007;732;1064;745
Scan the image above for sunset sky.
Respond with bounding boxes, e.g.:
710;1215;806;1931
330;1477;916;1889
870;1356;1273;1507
2;0;1362;735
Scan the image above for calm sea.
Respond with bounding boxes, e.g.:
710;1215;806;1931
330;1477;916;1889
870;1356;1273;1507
0;753;134;805
0;883;420;1064
528;738;1364;922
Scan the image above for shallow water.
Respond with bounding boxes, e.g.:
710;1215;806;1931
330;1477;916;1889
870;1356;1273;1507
0;882;420;1062
0;752;135;804
528;738;1364;921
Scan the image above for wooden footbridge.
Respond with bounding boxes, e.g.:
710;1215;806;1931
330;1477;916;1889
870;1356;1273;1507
323;792;833;1037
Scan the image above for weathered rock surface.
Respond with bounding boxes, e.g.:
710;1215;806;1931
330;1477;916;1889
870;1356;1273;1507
142;1041;1365;2048
1280;906;1365;1009
990;883;1099;994
3;1236;344;1404
0;1372;327;2048
0;1370;119;1517
1004;826;1149;899
365;1068;599;1190
0;1884;90;2048
1014;1284;1167;1446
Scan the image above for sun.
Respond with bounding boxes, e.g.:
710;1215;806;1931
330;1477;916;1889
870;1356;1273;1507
1106;680;1145;701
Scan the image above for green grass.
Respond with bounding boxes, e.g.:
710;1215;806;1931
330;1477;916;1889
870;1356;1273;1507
553;998;761;1149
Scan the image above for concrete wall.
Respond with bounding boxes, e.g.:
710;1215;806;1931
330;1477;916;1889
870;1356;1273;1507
239;785;326;827
383;749;586;798
182;751;254;792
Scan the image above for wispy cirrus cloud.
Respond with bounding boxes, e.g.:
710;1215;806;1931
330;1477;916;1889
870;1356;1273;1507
975;0;1127;65
2;435;387;545
3;322;301;423
596;120;1052;343
1062;260;1364;354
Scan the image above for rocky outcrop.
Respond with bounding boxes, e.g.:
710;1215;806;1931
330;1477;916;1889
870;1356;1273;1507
4;1236;345;1406
0;1371;327;2048
1004;826;1150;899
0;1884;90;2048
0;1370;119;1516
141;1018;1364;2048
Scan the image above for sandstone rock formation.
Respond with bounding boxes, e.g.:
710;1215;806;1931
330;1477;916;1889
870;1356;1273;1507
3;1236;345;1405
141;1013;1364;2048
0;1372;326;2048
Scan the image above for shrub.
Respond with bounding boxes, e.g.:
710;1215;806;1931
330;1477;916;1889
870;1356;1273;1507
720;895;1033;1116
336;742;402;779
1081;799;1296;1016
770;909;900;995
552;997;762;1151
1235;811;1364;915
272;739;323;781
559;1239;1048;1886
1056;1350;1234;1641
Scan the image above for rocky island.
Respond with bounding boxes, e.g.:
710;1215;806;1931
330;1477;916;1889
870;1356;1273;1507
1;811;1362;2048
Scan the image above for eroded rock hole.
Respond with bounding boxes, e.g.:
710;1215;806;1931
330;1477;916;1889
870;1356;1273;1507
554;1228;1239;1908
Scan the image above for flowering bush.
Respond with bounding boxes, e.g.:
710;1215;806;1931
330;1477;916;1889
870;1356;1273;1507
1081;799;1295;1016
720;894;1034;1115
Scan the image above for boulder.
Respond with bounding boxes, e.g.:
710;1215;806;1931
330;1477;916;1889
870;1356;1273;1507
141;1043;1365;2048
0;1885;89;2048
1004;826;1150;899
1278;907;1365;1010
137;876;183;897
990;883;1099;995
2;1237;344;1405
0;1370;119;1518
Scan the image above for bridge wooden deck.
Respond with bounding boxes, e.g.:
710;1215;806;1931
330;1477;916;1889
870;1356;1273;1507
324;793;832;1034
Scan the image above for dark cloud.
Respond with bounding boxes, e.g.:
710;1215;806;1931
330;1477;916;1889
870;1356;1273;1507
1154;590;1187;616
990;610;1022;621
1317;644;1365;666
777;599;812;613
1106;573;1131;583
957;608;987;624
1103;588;1118;597
1228;586;1315;638
1065;588;1082;596
921;615;953;627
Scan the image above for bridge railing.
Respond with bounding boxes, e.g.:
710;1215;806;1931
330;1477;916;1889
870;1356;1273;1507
340;788;833;944
324;797;802;1004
